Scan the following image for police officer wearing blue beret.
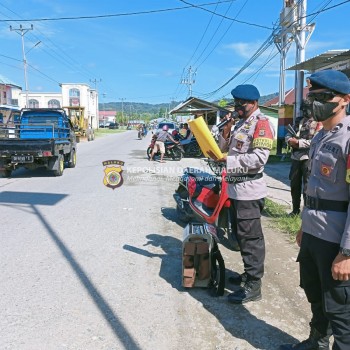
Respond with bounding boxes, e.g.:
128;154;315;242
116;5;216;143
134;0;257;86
216;84;275;304
280;70;350;350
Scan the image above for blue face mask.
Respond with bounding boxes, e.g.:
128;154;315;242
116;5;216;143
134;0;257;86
312;101;338;121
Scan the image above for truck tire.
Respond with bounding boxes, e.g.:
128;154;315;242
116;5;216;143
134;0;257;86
67;149;77;168
52;154;64;176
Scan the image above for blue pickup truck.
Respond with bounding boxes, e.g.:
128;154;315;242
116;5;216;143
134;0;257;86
0;108;77;177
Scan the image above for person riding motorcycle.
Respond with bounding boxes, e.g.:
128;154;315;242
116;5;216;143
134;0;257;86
150;125;179;163
137;124;145;139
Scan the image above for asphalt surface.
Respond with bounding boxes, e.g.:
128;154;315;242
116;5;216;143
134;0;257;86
0;131;311;350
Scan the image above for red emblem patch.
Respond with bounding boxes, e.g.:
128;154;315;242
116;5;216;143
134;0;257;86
236;141;243;150
321;163;332;177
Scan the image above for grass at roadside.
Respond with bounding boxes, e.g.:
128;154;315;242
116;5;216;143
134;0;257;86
267;139;291;163
95;129;126;137
263;198;301;242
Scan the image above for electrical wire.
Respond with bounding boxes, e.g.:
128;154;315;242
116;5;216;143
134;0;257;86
0;1;242;22
195;0;249;69
200;0;345;101
191;0;238;68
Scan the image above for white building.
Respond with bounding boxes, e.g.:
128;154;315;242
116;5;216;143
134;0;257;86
17;83;99;129
0;75;21;123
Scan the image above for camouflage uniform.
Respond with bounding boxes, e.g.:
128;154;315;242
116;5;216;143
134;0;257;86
285;115;322;214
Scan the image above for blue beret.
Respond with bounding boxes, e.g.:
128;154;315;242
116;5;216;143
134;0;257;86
309;70;350;94
231;84;260;101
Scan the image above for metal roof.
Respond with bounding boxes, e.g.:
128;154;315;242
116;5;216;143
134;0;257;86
169;97;230;115
287;49;350;72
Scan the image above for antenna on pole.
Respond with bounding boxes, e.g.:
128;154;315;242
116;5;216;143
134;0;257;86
181;66;196;98
90;78;101;90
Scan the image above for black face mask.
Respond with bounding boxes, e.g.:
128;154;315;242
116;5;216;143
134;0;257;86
312;101;339;121
235;105;246;119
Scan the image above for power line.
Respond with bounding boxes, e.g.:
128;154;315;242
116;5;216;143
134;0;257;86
0;3;96;86
0;1;244;22
199;0;350;100
195;0;249;69
178;0;272;29
182;0;222;69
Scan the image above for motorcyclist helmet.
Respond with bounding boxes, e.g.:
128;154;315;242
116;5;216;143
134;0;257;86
162;125;169;131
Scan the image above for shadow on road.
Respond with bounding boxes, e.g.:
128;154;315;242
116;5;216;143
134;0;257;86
0;191;141;350
123;233;298;349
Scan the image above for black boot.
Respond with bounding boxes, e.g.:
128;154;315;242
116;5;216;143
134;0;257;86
288;208;300;217
279;325;330;350
227;278;262;304
228;271;248;285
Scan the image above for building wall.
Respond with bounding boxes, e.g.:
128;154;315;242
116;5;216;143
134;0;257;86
17;83;99;129
61;83;98;129
18;92;62;109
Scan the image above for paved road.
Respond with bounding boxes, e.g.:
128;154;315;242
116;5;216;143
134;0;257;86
0;131;311;350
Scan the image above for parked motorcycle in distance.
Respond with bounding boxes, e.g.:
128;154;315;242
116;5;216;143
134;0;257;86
173;159;239;251
171;130;203;158
147;135;183;161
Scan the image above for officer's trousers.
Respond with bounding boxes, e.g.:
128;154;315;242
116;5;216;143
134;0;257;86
229;198;265;280
289;159;309;212
298;233;350;350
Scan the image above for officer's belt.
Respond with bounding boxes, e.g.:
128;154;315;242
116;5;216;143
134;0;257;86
305;195;349;212
225;173;263;184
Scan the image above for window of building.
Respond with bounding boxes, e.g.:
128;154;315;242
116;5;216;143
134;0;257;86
48;99;60;108
69;88;80;107
29;99;39;108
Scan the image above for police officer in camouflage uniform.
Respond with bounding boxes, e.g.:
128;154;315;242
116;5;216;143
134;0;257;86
285;101;323;216
280;70;350;350
216;84;275;304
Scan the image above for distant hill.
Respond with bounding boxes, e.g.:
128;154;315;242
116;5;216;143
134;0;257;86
259;92;279;106
100;101;177;115
99;93;279;115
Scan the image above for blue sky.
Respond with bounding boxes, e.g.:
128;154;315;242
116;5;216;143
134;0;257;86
1;0;350;104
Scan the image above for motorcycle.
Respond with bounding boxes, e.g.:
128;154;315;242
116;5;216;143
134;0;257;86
138;129;145;139
173;159;240;251
171;130;203;158
147;135;183;161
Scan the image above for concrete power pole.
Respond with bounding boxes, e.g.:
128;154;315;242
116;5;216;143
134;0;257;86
119;98;126;124
293;0;314;121
10;24;33;107
90;78;101;91
181;66;196;98
274;1;295;106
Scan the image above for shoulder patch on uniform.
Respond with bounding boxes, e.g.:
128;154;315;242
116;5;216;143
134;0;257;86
252;119;273;149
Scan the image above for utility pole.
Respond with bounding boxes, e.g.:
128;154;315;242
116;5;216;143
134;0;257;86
10;24;33;107
293;0;314;122
119;98;126;125
181;66;196;98
102;93;106;127
274;1;295;106
90;78;101;90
